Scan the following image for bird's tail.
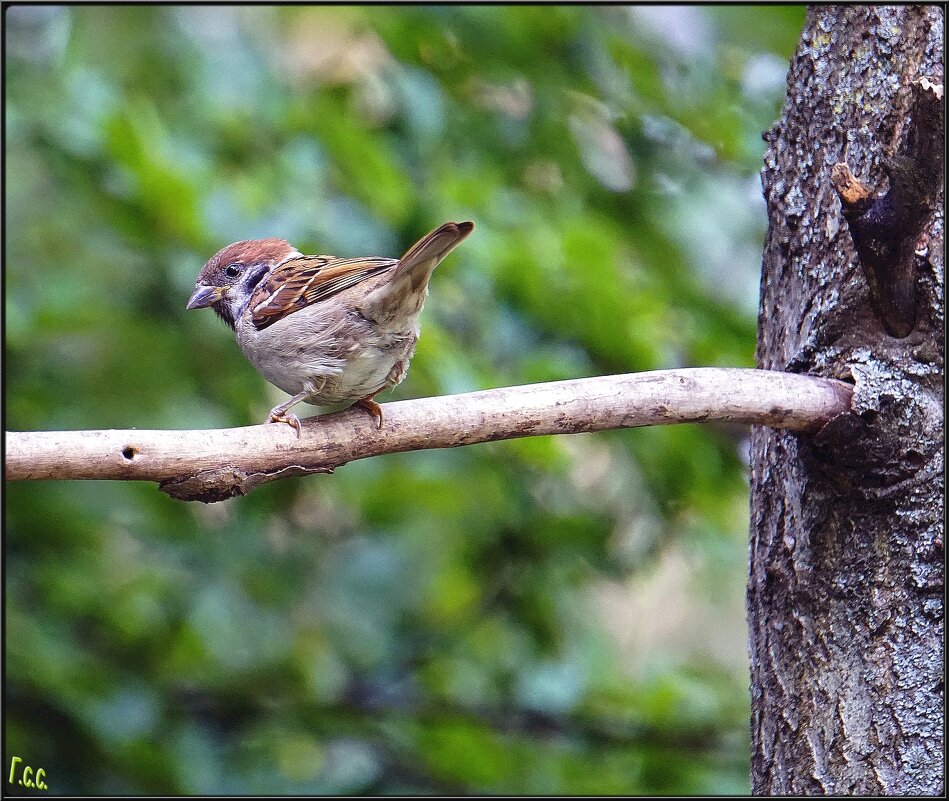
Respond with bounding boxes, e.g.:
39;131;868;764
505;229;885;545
395;221;475;281
360;221;474;324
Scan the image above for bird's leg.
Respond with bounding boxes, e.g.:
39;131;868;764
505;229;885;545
355;360;408;430
355;391;385;430
266;392;307;437
266;379;324;437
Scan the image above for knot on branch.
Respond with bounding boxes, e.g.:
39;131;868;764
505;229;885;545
830;76;944;338
812;359;943;495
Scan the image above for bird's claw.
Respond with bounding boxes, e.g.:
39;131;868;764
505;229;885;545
267;410;302;437
356;398;384;430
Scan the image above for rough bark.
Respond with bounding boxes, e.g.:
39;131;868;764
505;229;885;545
751;5;943;795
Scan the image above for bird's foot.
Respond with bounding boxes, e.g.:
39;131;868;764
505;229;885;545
356;397;384;430
267;410;302;438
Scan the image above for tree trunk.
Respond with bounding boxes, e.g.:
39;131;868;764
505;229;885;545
750;5;944;795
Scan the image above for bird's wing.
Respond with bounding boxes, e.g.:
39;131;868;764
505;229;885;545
249;255;397;330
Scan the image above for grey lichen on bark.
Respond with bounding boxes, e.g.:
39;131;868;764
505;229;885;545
751;5;943;796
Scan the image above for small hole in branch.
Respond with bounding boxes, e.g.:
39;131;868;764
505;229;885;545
122;446;138;461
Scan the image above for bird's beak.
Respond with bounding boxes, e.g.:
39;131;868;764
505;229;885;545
187;284;228;310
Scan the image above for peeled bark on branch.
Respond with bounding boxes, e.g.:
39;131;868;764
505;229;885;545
5;368;851;503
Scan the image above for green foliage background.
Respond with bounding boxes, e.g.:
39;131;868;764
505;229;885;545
5;5;804;794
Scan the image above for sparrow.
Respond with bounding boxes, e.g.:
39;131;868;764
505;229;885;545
187;221;475;435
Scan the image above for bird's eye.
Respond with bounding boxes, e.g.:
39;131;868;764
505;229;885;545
225;263;242;278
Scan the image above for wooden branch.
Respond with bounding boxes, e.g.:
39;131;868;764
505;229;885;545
5;368;853;503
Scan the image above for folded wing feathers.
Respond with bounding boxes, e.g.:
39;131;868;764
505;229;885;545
250;257;396;329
